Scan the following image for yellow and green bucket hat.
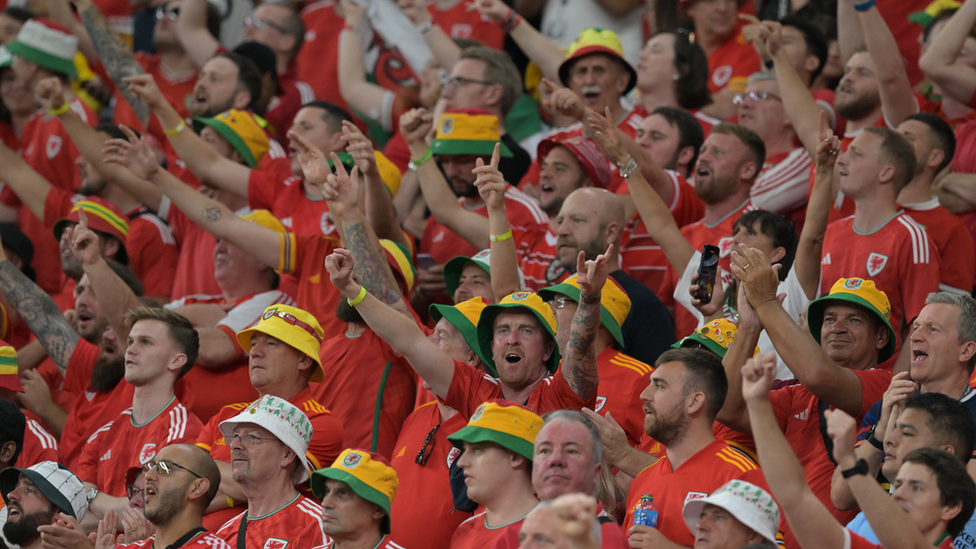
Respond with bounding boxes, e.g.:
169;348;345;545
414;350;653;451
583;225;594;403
447;400;543;460
311;450;398;534
380;240;416;295
807;277;895;362
538;274;631;349
477;292;560;374
430;109;513;158
193;109;270;169
430;297;492;371
673;318;741;359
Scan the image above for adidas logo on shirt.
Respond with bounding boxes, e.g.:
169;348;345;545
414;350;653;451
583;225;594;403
100;449;112;461
794;409;809;421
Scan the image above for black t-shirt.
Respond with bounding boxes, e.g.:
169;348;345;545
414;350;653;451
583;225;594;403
499;133;531;186
610;270;676;365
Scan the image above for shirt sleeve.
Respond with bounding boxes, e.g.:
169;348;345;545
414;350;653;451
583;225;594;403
195;412;223;452
247;169;281;211
897;225;941;328
126;216;179;298
444;360;502;418
63;339;101;396
306;409;346;471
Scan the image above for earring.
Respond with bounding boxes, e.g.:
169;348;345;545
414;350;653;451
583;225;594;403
672;73;680;81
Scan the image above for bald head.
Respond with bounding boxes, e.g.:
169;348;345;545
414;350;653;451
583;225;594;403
555;188;624;272
165;444;221;505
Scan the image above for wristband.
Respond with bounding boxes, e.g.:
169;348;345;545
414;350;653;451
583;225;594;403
164;120;186;137
841;458;870;478
408;149;433;171
347;286;367;306
416;21;434;34
343;22;360;33
500;9;522;32
617;155;638;178
489;229;512;242
853;0;875;11
48;102;70;116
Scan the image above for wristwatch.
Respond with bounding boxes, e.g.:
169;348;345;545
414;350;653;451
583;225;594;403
866;424;884;450
841;458;870;478
86;487;99;502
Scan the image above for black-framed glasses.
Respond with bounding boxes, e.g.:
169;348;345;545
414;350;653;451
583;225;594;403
415;424;441;465
733;91;782;105
143;459;203;478
126;484;144;499
244;16;289;35
155;6;180;20
444;76;493;91
224;432;278;448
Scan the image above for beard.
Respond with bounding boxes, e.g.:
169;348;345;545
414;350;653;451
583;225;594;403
3;506;56;546
836;90;881;122
694;172;739;205
335;300;363;324
88;356;125;392
143;484;184;527
644;403;690;447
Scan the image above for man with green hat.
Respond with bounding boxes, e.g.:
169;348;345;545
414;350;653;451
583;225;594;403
448;400;544;549
716;244;894;538
444;249;525;305
192;109;271;169
311;449;400;549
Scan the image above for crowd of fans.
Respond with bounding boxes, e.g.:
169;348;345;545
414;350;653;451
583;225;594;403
2;0;976;548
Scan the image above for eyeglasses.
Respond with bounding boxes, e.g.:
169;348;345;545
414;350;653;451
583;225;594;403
126;484;144;499
548;295;576;310
245;16;289;35
225;432;278;448
415;424;440;465
155;6;180;20
143;459;202;478
732;91;782;105
443;76;493;91
262;308;322;342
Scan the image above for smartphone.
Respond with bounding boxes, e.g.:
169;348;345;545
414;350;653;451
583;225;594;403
416;254;438;270
694;244;720;302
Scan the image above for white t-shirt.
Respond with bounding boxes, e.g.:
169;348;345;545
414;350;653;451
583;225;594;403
540;0;644;65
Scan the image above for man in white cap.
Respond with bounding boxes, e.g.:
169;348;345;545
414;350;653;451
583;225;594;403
0;461;87;549
214;395;325;549
682;480;781;549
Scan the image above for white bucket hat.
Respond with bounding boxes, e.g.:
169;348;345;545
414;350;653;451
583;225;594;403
0;461;88;520
682;480;780;545
219;395;313;483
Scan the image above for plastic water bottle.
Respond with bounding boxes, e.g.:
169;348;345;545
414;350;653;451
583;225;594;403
633;494;658;528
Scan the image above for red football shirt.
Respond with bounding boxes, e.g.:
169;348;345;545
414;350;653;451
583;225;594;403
278;232;345;339
512;227;569;292
18;418;59;468
429;2;505;49
451;511;523;549
705;27;761;95
113;531;232;549
216;494;326;549
265;66;316;143
592;348;654;447
159;196;222;301
901;200;975;293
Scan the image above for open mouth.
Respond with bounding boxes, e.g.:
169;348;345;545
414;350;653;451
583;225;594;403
580;86;601;101
912;349;928;362
504;353;522;365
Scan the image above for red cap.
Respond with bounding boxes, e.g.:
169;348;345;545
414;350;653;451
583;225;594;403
537;135;612;188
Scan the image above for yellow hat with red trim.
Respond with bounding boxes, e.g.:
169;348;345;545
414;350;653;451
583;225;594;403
447;400;543;460
477;292;560;374
236;305;325;382
311;449;398;534
806;277;895;362
430;297;492;371
558;28;636;94
538;274;631;349
430;109;514;158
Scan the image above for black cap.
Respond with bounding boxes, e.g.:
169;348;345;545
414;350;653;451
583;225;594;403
234;40;278;91
0;223;35;282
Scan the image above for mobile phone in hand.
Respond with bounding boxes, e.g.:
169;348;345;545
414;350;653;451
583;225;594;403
693;244;720;303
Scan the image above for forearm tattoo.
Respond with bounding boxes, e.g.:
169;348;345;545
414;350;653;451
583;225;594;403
564;299;601;400
0;262;79;371
80;4;151;125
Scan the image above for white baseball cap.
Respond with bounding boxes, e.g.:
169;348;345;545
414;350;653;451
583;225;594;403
0;461;88;520
682;480;780;545
219;395;313;483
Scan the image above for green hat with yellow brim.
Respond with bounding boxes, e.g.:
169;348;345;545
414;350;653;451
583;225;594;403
236;305;325;382
430;109;513;158
477;292;560;374
311;449;398;534
538;274;631;349
672;318;741;359
806;277;896;363
430;297;493;372
193;109;270;169
447;400;543;460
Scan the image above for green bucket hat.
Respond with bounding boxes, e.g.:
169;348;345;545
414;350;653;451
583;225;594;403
538;274;631;349
430;297;493;372
311;449;398;534
447;400;543;460
192;109;270;168
430;109;513;157
806;277;896;363
476;292;560;374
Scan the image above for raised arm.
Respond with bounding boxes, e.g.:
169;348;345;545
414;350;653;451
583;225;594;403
715;286;764;434
852;0;916;126
794;112;838;300
936;171;976;214
102;131;283;270
175;0;220;68
836;0;865;65
74;0;151;126
918;0;976;105
339;2;402;131
763;22;828;157
474;144;521;299
0;143;53;222
401;108;490;248
399;0;463;73
469;0;565;81
561;248;612;401
125;74;252;197
731;245;865;416
326;248;456;396
342;122;409;247
745;354;848;549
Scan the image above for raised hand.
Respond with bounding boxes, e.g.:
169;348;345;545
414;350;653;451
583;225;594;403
466;0;511;23
576;245;612;300
741;352;777;402
815;110;842;169
544;81;586;121
824;408;858;466
580;408;630;465
121;74;167;111
39;512;96;549
65;210;103;267
757;20;784;58
397;0;431;24
289;130;333;188
473;143;506;210
93;510;119;549
587;107;625;164
35;77;66;113
552;493;600;544
729;243;781;309
342;121;379;176
877;371;917;442
102;126;161;180
323;152;362;216
689;270;726;319
120;506;155;543
325;248;358;293
399;108;434;148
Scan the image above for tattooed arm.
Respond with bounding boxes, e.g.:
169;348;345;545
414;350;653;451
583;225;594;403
75;0;151;126
560;249;610;402
0;259;79;374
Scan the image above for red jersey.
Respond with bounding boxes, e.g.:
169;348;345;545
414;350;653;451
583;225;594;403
248;171;337;238
114;531;232;549
444;359;595;419
42;188;179;299
18;418;59;468
197;387;345;531
451;511;523;549
7;98;96;292
388;402;471;549
265;67;316;142
766;368;891;544
159;195;223;301
821;212;940;347
313;329;415;459
513;227;568;291
847;528;953;549
216;495;326;549
420;187;550;265
491;504;628;549
750;147;813;215
317;536;405;549
296;1;357;112
592;348;653;447
277;232;345;339
618;170;705;298
58;339;134;470
429;2;505;49
901;199;975;293
706;28;761;95
76;396;203;496
622;439;773;547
